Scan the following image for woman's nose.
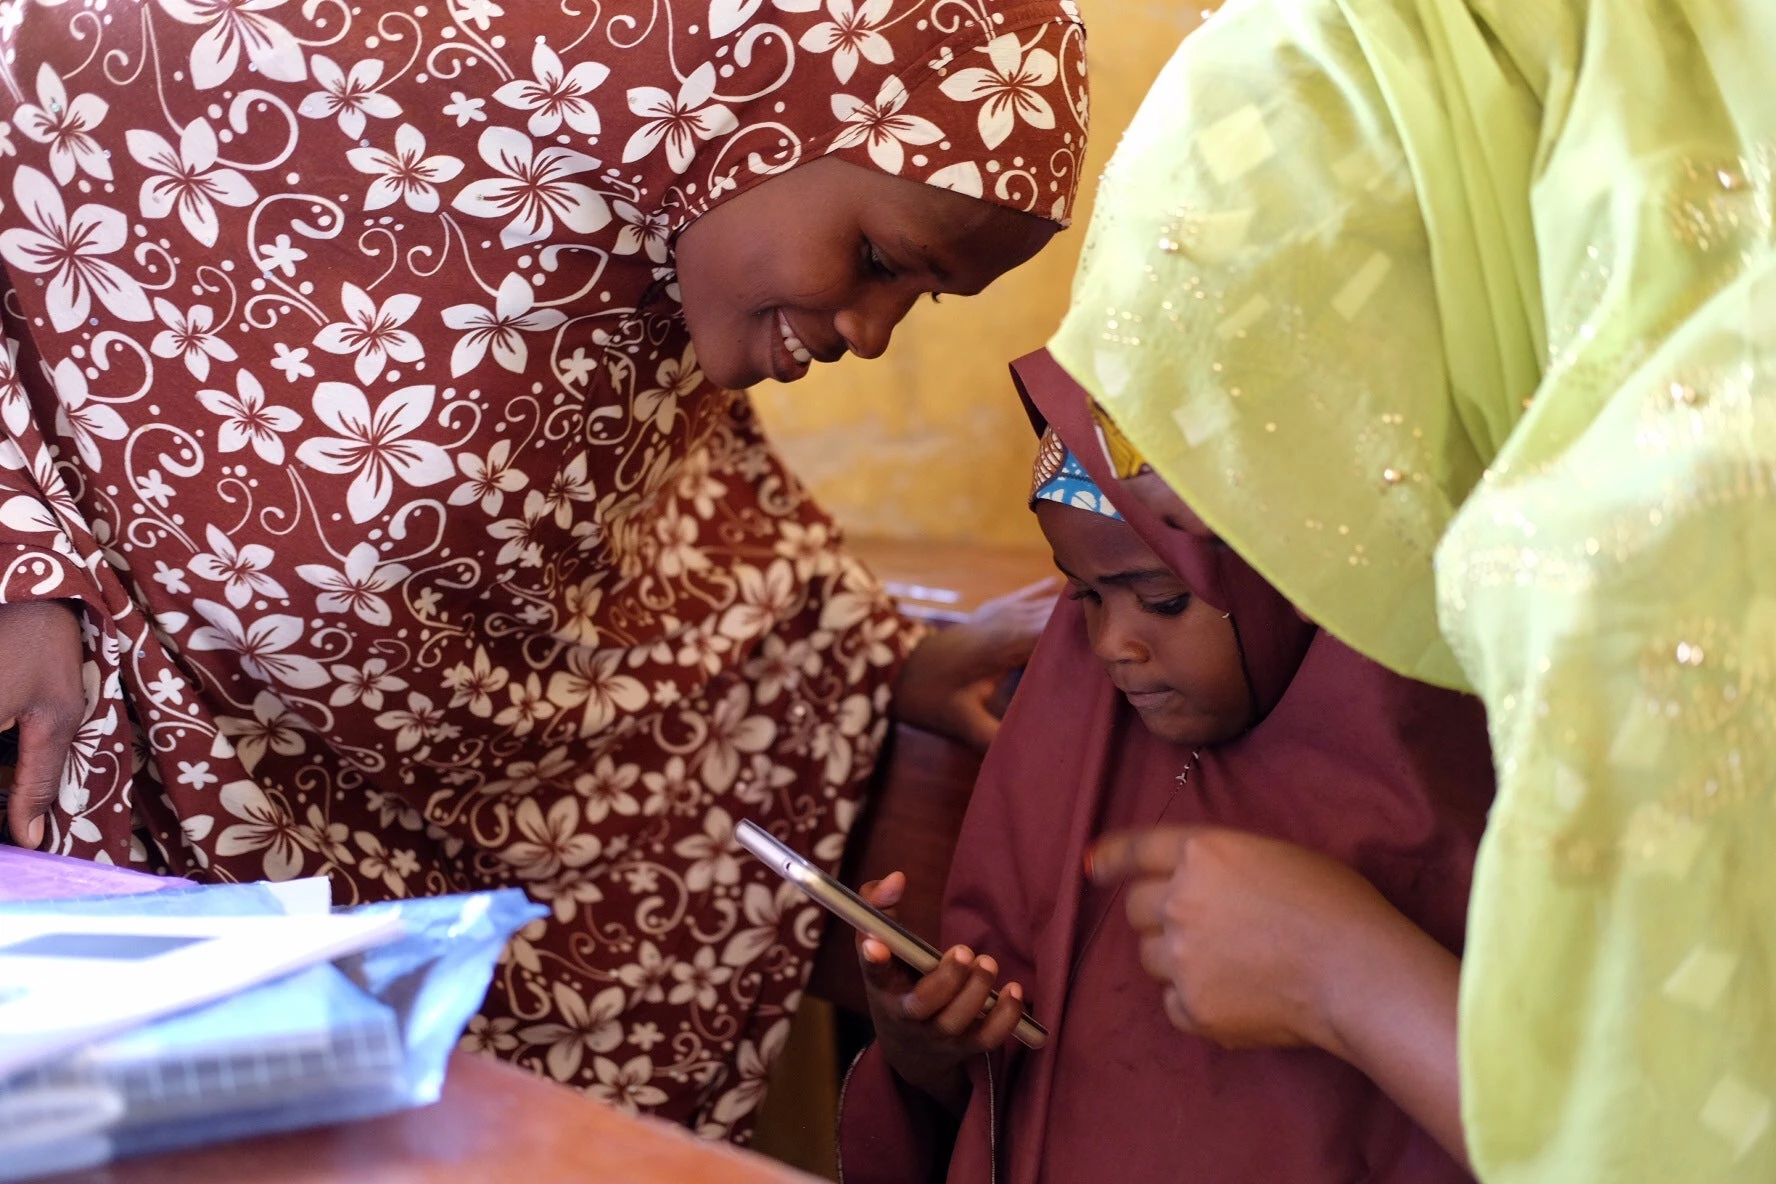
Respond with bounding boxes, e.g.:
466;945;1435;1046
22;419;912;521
833;289;917;360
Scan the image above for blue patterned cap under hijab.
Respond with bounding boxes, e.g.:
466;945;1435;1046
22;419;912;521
1029;426;1123;519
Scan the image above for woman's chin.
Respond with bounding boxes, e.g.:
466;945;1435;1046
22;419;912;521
695;351;758;392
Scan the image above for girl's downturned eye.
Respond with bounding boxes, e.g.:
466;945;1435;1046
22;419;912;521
1142;594;1192;617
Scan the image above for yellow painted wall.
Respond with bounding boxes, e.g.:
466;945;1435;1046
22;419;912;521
752;2;1208;548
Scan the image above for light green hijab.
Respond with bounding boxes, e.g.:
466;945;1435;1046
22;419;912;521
1052;0;1776;1179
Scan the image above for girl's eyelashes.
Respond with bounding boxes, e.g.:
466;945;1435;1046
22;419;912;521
1141;593;1193;617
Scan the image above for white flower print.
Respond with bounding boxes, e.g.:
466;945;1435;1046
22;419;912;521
449;439;527;517
633;346;700;434
442;90;486;127
706;0;819;39
640;755;695;818
125;117;257;248
588;1056;668;1113
295;382;452;523
938;32;1058;150
441;273;567;377
483;747;576;801
295;541;412;626
176;760;219;789
157;0;307;90
721;879;800;968
299;56;401;139
328;656;407;711
453;0;505;31
573;756;641;824
0;166;151;333
461;1015;520;1056
487;488;550;568
557;347;598;388
745;632;817;705
13;64;110;184
0;338;26;439
493;673;554;736
373;691;445;754
494;42;610;137
48;359;127;472
529;868;606;925
772;519;837;581
545;648;649;739
139;468;176;508
214;779;305;880
828;75;940;174
621;63;738;175
196;368;302;464
667;945;733;1009
269;343;315;383
150;299;238;381
673;807;741;892
696;684;776;792
616;941;675;1004
451;127;609;250
503;796;601;881
519;983;626;1081
552;578;603;649
718;559;799;643
257;233;307;277
799;0;893;84
354;831;413;896
537;453;596;529
213;690;308;774
652;502;710;579
313;283;424;385
147;667;188;704
441;646;509;717
292;807;351;867
151;560;193;596
708;1020;792;1129
188;523;291;608
346;123;464;213
611;201;670;263
187;600;328;689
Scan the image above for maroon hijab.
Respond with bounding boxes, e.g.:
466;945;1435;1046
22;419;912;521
839;352;1493;1183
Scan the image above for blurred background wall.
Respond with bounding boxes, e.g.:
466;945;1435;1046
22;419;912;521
750;2;1209;550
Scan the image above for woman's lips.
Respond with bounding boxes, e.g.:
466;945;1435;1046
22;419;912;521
768;309;811;382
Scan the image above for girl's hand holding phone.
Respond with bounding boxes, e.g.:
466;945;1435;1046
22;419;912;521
856;871;1028;1118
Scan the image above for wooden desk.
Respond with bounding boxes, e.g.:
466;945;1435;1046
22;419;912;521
848;536;1053;622
51;1053;816;1184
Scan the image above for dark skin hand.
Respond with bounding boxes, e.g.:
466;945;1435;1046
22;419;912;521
0;600;84;849
1089;825;1469;1168
855;871;1027;1118
891;578;1056;752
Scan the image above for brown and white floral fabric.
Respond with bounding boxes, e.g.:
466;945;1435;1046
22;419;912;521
0;0;1086;1138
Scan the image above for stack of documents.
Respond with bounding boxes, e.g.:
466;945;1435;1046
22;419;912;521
0;847;541;1179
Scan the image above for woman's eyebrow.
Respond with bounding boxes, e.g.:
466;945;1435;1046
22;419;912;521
898;234;953;286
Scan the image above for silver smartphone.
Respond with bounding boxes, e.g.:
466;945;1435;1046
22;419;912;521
734;819;1047;1050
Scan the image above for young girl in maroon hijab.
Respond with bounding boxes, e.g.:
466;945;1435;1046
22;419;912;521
838;351;1494;1181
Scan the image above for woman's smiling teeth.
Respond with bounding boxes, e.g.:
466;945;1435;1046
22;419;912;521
778;310;813;366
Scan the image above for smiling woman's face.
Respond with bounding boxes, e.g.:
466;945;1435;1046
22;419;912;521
672;157;1058;391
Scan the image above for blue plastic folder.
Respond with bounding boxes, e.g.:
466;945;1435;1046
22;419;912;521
0;879;542;1179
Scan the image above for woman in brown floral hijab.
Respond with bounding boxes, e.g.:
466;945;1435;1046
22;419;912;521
0;0;1086;1137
